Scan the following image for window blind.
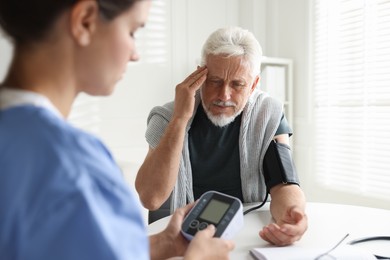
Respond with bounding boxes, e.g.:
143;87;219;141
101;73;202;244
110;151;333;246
130;0;168;65
313;0;390;200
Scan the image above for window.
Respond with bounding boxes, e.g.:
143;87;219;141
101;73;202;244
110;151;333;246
313;0;390;201
133;0;168;65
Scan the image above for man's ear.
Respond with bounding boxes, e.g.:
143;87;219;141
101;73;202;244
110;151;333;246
251;75;260;93
70;1;99;46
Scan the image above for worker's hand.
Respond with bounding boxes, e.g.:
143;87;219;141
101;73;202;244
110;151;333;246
161;202;195;256
184;224;235;260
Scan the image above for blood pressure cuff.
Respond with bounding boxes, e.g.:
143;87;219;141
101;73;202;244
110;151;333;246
263;140;300;191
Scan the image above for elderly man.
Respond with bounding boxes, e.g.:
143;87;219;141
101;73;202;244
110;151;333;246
135;26;307;246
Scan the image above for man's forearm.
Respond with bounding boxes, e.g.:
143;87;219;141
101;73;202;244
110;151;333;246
135;117;188;210
269;184;306;222
260;184;307;245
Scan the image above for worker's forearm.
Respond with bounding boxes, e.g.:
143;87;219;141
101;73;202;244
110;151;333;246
135;117;188;210
149;232;178;260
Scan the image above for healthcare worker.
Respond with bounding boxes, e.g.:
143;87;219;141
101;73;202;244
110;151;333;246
0;0;234;259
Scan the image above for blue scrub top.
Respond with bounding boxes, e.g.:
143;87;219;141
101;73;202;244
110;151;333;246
0;104;149;260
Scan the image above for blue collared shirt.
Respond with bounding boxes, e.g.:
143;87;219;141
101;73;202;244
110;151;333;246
0;89;149;259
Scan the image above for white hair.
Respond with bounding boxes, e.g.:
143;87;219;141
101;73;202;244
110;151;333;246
200;26;263;77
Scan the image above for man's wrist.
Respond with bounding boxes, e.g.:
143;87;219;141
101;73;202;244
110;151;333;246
170;115;191;128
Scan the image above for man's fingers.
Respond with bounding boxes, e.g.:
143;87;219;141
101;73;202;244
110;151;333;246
181;66;208;87
291;209;308;231
289;207;304;220
189;72;207;91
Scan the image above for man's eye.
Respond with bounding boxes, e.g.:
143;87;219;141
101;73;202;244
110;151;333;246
233;83;245;88
207;79;218;84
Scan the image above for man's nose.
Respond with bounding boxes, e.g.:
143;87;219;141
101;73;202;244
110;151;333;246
218;84;231;101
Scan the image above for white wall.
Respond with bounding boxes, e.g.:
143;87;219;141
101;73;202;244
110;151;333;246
259;0;314;197
0;0;319;202
2;1;387;209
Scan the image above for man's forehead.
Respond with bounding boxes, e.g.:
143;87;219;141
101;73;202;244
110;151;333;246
206;58;252;80
206;55;251;72
207;73;248;82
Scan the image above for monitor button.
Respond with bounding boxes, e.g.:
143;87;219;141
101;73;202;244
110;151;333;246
189;220;199;229
198;222;208;230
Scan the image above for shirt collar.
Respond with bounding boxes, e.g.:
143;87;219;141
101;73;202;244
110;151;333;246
0;88;63;118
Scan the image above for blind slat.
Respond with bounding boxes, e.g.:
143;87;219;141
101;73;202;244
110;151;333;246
314;0;390;201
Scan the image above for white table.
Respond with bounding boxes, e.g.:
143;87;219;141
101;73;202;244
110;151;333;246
147;202;390;259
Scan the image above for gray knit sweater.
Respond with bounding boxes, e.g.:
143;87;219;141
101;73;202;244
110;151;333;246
146;88;283;212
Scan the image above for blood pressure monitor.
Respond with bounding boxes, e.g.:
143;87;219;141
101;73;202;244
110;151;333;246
181;191;243;240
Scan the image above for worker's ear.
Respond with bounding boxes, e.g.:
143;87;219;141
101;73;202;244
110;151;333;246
250;75;260;93
69;1;99;46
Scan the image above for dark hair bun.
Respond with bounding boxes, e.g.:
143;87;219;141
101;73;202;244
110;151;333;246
0;0;137;45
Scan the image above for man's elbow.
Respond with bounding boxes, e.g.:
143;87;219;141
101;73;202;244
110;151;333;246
135;177;169;210
138;192;164;210
135;180;156;210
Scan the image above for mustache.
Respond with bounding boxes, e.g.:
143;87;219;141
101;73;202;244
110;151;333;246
213;100;236;107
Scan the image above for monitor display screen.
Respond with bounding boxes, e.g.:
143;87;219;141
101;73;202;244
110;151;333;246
199;199;230;224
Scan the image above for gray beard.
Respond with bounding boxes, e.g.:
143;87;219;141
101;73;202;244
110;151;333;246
201;100;243;127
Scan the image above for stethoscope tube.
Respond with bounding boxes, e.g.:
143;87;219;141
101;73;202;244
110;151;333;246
348;236;390;259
